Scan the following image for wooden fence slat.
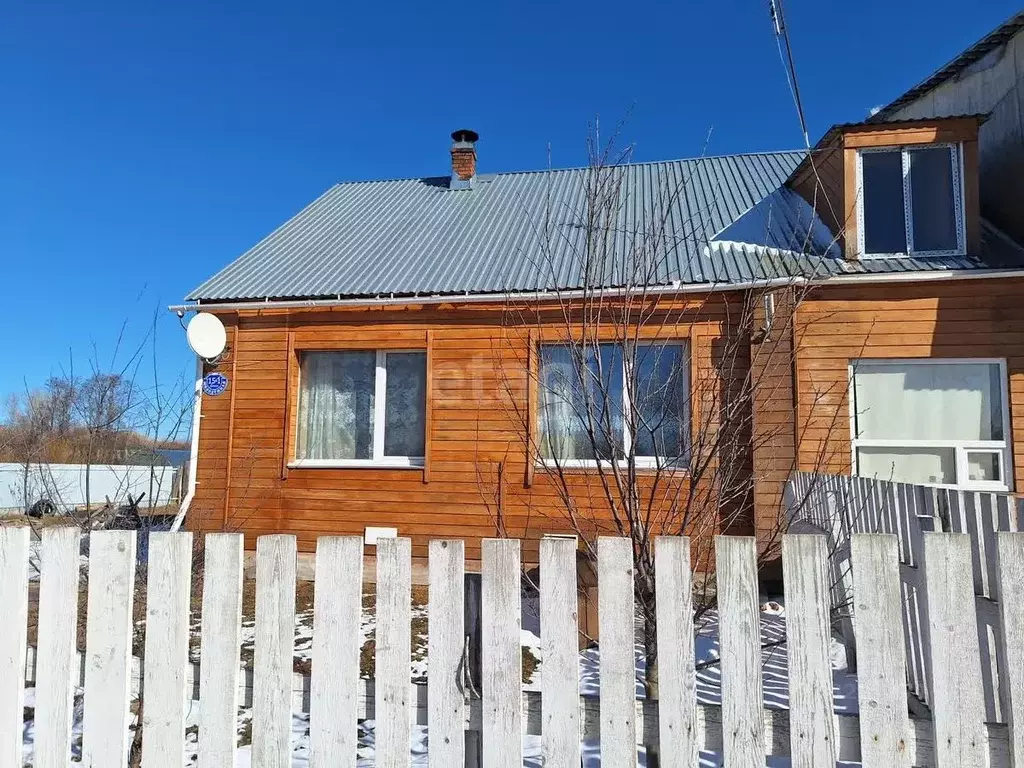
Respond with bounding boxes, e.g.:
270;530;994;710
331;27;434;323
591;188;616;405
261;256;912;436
33;526;81;768
481;538;521;768
997;532;1024;768
923;532;987;767
0;526;29;767
598;537;636;767
654;536;697;767
850;534;911;767
310;536;363;768
197;533;244;768
715;535;764;767
141;532;193;768
540;537;580;768
429;540;466;768
81;529;137;767
376;536;412;768
782;534;836;768
253;534;298;768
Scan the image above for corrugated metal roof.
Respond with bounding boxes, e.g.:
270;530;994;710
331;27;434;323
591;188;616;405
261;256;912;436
188;150;1024;303
872;11;1024;121
188;152;807;301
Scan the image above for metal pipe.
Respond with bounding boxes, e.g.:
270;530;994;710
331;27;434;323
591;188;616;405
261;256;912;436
170;356;203;532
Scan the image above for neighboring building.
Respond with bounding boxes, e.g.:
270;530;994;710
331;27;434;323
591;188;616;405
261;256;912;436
177;15;1024;560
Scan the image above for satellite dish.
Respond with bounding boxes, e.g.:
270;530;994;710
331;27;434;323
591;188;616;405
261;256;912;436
186;312;227;360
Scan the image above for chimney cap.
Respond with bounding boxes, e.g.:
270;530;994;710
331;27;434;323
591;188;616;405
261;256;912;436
451;128;479;144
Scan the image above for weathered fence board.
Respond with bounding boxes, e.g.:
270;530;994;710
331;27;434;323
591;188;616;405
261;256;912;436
997;532;1024;768
376;536;412;768
428;539;465;768
540;537;580;768
0;526;29;767
716;535;765;767
309;536;363;768
850;534;911;768
33;527;81;768
781;534;836;768
81;529;137;767
923;533;987;767
197;533;244;768
253;534;297;768
481;538;522;768
598;537;636;768
654;536;697;767
141;532;193;768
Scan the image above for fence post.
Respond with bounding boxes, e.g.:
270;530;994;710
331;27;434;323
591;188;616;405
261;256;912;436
141;531;193;768
310;536;363;768
376;536;412;768
654;536;697;767
597;537;636;768
81;529;137;767
997;532;1024;768
33;527;81;768
0;526;29;767
481;539;521;768
923;532;987;767
540;537;580;768
429;540;466;768
715;535;764;766
850;534;911;767
782;534;836;768
197;533;244;768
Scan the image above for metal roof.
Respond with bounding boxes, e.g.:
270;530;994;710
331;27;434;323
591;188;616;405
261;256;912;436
872;11;1024;121
188;152;809;302
188;149;1024;304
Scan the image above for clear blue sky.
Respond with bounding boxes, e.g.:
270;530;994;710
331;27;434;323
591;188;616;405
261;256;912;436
1;1;1019;413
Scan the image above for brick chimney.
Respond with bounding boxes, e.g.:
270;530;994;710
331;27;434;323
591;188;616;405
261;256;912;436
450;129;478;189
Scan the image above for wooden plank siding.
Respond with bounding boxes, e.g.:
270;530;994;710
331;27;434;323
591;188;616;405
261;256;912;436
189;296;759;559
794;277;1024;493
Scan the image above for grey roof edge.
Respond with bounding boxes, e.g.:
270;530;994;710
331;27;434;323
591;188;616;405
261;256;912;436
871;10;1024;121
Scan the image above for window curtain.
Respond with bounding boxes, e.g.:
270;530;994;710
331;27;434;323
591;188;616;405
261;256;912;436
297;352;375;460
853;361;1002;442
384;352;427;457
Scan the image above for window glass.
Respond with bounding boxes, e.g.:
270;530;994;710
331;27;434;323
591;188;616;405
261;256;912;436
297;351;375;460
857;446;956;485
853;361;1002;441
633;343;689;459
384;352;427;457
861;151;907;255
539;344;623;461
909;147;958;252
968;451;1001;482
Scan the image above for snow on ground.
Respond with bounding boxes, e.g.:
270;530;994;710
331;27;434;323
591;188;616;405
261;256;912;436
21;593;861;766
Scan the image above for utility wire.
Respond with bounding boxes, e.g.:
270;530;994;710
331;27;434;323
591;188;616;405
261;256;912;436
769;0;810;149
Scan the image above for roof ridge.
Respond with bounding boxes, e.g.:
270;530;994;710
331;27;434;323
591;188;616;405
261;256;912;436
329;149;807;187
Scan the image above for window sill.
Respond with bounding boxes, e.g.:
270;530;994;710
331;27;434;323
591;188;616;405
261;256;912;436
288;459;425;470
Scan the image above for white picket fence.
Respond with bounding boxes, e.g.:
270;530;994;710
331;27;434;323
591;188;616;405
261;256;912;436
3;526;1024;766
786;470;1024;725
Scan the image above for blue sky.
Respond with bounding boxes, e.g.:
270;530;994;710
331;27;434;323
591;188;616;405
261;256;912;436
1;1;1019;414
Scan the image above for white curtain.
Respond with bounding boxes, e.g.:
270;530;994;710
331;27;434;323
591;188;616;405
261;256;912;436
383;352;426;457
539;347;582;460
857;446;956;485
297;352;375;460
853;361;1001;442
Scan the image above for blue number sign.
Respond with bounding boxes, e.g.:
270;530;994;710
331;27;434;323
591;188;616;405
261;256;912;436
203;372;229;396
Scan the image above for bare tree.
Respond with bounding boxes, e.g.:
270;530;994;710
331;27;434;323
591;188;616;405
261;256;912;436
474;121;846;766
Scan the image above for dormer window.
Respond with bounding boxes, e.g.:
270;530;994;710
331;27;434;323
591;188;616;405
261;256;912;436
857;144;965;258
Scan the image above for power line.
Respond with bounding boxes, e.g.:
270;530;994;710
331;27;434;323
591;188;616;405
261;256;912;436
769;0;810;148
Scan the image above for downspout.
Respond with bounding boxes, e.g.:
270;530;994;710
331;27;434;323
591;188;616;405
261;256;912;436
170;356;203;532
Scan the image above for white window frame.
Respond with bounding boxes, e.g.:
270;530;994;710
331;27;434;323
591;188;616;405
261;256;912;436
848;357;1012;492
856;142;966;259
290;348;426;469
536;340;690;471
